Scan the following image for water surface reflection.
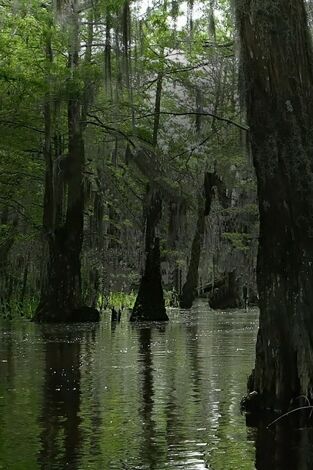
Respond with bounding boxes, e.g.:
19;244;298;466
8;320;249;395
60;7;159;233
38;328;83;469
250;418;313;470
1;303;304;469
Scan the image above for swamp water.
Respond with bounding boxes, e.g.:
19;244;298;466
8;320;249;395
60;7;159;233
0;302;312;470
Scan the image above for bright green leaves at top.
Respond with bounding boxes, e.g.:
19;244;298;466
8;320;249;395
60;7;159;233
0;7;45;89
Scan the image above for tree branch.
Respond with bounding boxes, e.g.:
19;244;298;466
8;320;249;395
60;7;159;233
135;111;249;131
0;120;44;134
84;114;136;147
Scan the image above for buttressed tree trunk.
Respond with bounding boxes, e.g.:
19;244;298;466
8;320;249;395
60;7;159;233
131;188;168;321
237;0;313;412
131;50;167;321
34;2;99;323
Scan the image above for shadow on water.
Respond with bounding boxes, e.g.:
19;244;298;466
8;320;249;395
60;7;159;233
2;306;313;469
138;326;166;469
37;325;97;470
0;320;15;390
38;327;81;469
165;317;210;469
247;416;313;470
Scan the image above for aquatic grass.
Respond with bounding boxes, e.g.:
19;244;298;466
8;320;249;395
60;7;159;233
107;291;137;309
0;296;39;320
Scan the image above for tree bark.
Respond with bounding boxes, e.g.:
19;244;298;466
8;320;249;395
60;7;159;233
236;0;313;411
0;209;17;314
208;271;241;309
180;171;226;308
251;418;313;470
152;72;163;147
131;58;167;321
180;192;205;309
34;3;99;322
131;189;168;321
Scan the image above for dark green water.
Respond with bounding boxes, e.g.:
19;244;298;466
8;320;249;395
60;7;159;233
0;302;310;470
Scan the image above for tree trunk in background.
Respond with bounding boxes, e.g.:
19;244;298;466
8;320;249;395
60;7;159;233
152;72;163;147
131;58;167;321
131;189;168;321
180;171;223;309
0;209;17;314
35;95;86;321
209;271;241;309
168;201;185;294
180;193;205;309
34;3;99;323
237;0;313;412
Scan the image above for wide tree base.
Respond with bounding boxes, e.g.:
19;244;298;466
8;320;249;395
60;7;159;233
208;272;241;310
130;238;168;322
209;294;240;310
130;273;169;322
33;304;100;323
241;393;313;433
179;284;196;309
240;366;313;424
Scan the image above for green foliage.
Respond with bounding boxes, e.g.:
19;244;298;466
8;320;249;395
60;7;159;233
108;291;137;309
0;0;257;317
1;296;38;320
222;231;252;251
163;288;179;307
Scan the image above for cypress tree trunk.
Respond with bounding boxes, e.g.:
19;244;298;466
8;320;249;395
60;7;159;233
152;72;163;147
237;0;313;411
209;271;242;310
35;95;86;321
34;3;99;322
168;201;185;295
0;209;17;314
252;419;313;470
131;189;168;321
180;193;205;309
180;171;224;309
131;56;167;321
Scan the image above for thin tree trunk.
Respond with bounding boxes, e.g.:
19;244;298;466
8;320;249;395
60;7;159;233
0;209;17;314
237;0;313;412
104;12;113;98
152;72;163;147
180;171;225;309
82;10;94;125
180;192;205;309
168;201;185;294
19;259;29;307
42;32;54;234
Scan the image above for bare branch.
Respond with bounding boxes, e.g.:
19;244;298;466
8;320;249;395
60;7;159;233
84;114;136;147
136;111;249;132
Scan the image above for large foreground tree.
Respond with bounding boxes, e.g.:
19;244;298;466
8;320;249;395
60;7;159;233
236;0;313;412
34;1;99;322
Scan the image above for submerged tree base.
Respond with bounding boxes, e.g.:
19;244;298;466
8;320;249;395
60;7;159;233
131;238;168;322
236;0;313;421
209;273;241;310
33;305;100;323
241;391;313;435
240;367;313;425
179;286;196;309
